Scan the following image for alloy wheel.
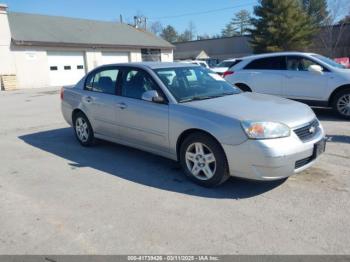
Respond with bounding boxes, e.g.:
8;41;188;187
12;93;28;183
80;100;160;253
337;94;350;116
185;142;216;181
75;117;89;143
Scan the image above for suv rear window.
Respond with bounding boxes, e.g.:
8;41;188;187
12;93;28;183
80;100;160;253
244;56;286;70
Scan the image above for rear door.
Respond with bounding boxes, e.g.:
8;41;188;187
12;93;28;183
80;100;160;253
283;55;329;100
243;56;286;96
82;66;121;138
115;67;170;153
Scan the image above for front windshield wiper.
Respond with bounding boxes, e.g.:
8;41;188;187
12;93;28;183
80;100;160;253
179;96;213;103
179;92;237;103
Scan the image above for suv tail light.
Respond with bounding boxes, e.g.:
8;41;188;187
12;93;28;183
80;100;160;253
223;71;234;78
60;88;64;100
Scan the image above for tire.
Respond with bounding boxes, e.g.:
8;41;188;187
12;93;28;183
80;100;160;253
179;132;230;187
332;88;350;119
73;112;95;146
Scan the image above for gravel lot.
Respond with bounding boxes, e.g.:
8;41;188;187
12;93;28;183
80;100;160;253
0;88;349;254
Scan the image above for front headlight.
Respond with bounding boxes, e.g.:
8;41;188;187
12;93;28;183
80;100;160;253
241;121;291;139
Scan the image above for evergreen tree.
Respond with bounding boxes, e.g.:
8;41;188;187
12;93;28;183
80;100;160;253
221;23;238;37
300;0;329;26
221;10;251;37
160;25;179;43
249;0;317;53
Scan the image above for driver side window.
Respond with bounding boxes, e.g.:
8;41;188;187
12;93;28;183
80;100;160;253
286;56;324;72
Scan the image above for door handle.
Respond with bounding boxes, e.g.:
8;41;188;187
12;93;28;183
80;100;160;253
117;102;128;110
84;96;93;103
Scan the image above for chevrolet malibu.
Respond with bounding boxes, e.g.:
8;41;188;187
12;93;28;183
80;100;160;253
61;62;326;187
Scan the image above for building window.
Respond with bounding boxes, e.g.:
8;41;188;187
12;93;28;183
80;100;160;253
141;49;161;62
50;66;58;71
77;65;84;70
64;66;71;70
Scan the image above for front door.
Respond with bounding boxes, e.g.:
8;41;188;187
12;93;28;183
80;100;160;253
115;67;170;153
283;56;329;100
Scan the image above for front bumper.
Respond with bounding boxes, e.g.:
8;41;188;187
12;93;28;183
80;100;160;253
222;126;326;181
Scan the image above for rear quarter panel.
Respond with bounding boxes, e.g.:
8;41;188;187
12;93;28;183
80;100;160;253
61;85;86;126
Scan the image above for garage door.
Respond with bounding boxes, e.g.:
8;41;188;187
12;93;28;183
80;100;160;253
101;52;129;65
47;51;86;87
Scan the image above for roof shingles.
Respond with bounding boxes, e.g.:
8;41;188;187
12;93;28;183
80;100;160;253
8;12;173;49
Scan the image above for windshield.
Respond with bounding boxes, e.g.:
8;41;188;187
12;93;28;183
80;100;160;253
154;67;241;103
312;54;346;69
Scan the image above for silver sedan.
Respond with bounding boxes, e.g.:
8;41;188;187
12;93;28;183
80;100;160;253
61;62;326;187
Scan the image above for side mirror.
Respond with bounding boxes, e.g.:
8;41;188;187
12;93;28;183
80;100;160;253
308;65;323;75
141;90;165;104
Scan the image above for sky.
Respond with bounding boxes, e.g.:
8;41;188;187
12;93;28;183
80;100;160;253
3;0;259;36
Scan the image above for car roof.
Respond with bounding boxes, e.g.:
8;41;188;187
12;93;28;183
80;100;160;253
240;52;317;60
97;62;199;70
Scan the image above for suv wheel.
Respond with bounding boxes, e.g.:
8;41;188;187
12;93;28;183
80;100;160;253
180;132;230;187
73;112;95;146
332;89;350;119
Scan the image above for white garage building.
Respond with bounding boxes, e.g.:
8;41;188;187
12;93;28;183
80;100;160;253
0;4;174;89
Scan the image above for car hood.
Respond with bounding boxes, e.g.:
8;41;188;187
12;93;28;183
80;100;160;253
181;93;316;128
334;68;350;80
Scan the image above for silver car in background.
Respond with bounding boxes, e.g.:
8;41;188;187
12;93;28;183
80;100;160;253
61;62;326;187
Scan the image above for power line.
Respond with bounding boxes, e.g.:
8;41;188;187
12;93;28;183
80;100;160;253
149;2;256;20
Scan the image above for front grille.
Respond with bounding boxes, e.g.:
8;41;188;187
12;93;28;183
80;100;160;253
295;156;314;169
294;119;319;142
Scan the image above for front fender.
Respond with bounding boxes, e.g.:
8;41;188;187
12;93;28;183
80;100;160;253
169;105;248;156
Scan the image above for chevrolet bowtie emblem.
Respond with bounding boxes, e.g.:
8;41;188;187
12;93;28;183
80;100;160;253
309;126;316;134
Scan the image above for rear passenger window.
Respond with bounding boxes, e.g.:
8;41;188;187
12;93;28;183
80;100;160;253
245;56;286;70
85;68;119;95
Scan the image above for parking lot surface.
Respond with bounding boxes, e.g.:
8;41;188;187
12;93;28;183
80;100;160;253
0;88;350;254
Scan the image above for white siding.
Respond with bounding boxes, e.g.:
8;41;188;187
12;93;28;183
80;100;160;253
101;51;130;65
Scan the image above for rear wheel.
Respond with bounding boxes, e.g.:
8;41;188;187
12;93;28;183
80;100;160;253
180;132;230;187
332;89;350;119
73;112;95;146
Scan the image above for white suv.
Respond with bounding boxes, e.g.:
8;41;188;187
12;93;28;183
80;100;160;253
224;52;350;119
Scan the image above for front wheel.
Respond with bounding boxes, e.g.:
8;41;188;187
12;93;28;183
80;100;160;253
332;89;350;119
180;132;230;187
73;112;95;146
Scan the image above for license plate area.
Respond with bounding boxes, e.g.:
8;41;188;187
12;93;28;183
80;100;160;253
313;139;326;159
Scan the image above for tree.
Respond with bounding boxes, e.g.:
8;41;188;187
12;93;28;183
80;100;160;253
249;0;317;53
178;30;192;42
188;21;197;40
197;34;211;40
221;10;251;37
221;23;238;37
231;10;252;35
300;0;329;26
150;21;163;36
160;25;179;43
177;21;197;42
316;0;350;57
338;15;350;24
